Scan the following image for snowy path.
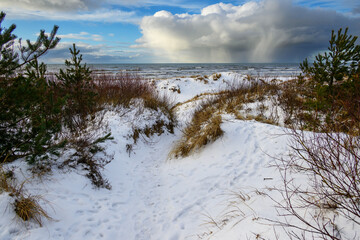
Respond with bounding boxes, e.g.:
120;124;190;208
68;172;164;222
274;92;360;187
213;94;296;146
0;116;289;240
0;118;290;240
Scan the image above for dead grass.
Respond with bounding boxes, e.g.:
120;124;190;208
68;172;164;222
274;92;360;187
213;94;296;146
129;119;175;144
170;100;224;158
212;73;222;81
93;72;153;107
217;77;280;123
0;164;52;226
197;190;255;239
172;92;224;110
170;76;282;158
14;195;51;226
169;75;278;158
142;93;176;122
195;76;209;84
276;76;360;133
126;95;176;155
0;166;14;193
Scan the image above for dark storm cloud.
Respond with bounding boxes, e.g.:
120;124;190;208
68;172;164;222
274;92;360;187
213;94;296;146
136;0;360;63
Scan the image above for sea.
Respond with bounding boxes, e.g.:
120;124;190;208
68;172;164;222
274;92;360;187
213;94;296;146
47;63;301;79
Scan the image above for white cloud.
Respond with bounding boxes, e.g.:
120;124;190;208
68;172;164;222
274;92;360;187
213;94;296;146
0;0;99;12
106;0;203;9
0;0;205;17
0;0;199;23
136;0;360;63
58;32;104;41
3;7;138;23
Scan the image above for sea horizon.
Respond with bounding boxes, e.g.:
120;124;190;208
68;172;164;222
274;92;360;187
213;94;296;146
47;62;301;79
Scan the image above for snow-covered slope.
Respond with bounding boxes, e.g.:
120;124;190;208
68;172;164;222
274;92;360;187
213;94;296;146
0;73;307;240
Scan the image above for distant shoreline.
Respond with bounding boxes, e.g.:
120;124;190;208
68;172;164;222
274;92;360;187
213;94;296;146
46;63;301;79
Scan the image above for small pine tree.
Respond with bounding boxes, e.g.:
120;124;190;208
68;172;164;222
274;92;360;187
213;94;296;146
0;12;18;76
297;28;360;132
56;44;98;131
0;12;62;163
57;44;92;88
300;28;360;95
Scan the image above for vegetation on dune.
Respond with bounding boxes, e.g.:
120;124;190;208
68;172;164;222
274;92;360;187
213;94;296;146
278;28;360;133
0;12;62;164
0;11;176;225
270;28;360;240
170;100;223;158
170;77;279;159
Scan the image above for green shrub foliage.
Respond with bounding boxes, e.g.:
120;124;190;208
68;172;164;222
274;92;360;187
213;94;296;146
0;12;62;163
56;44;98;131
300;28;360;96
294;28;360;132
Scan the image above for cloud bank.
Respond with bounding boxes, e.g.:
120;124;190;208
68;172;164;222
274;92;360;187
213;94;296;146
2;7;137;23
58;32;104;42
0;0;99;12
0;0;203;11
136;0;360;63
0;0;138;23
0;0;200;22
42;42;143;63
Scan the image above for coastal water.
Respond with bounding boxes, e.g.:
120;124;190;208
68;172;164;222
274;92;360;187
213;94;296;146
47;63;301;79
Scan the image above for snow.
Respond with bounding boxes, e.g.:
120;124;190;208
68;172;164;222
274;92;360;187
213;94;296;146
155;72;242;103
0;72;327;239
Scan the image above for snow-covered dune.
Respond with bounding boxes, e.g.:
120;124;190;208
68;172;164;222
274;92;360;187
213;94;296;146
0;73;327;240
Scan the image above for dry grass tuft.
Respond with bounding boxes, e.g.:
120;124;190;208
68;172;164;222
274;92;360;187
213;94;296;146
212;73;222;81
195;76;209;84
0;166;14;193
172;92;223;110
0;164;52;226
142;94;175;121
170;102;224;158
14;195;51;226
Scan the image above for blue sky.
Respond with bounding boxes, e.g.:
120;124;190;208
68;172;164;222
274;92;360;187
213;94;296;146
1;0;360;63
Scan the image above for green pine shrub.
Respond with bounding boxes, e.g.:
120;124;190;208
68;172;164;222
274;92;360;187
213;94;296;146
56;44;99;132
279;28;360;133
0;12;62;163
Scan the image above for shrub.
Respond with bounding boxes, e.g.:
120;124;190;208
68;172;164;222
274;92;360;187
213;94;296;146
56;44;98;131
0;12;62;163
93;72;176;153
300;28;360;96
278;28;360;132
0;12;114;191
271;124;360;240
271;28;360;239
59;132;114;190
93;72;153;107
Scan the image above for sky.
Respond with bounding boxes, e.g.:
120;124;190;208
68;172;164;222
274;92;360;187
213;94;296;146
1;0;360;63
